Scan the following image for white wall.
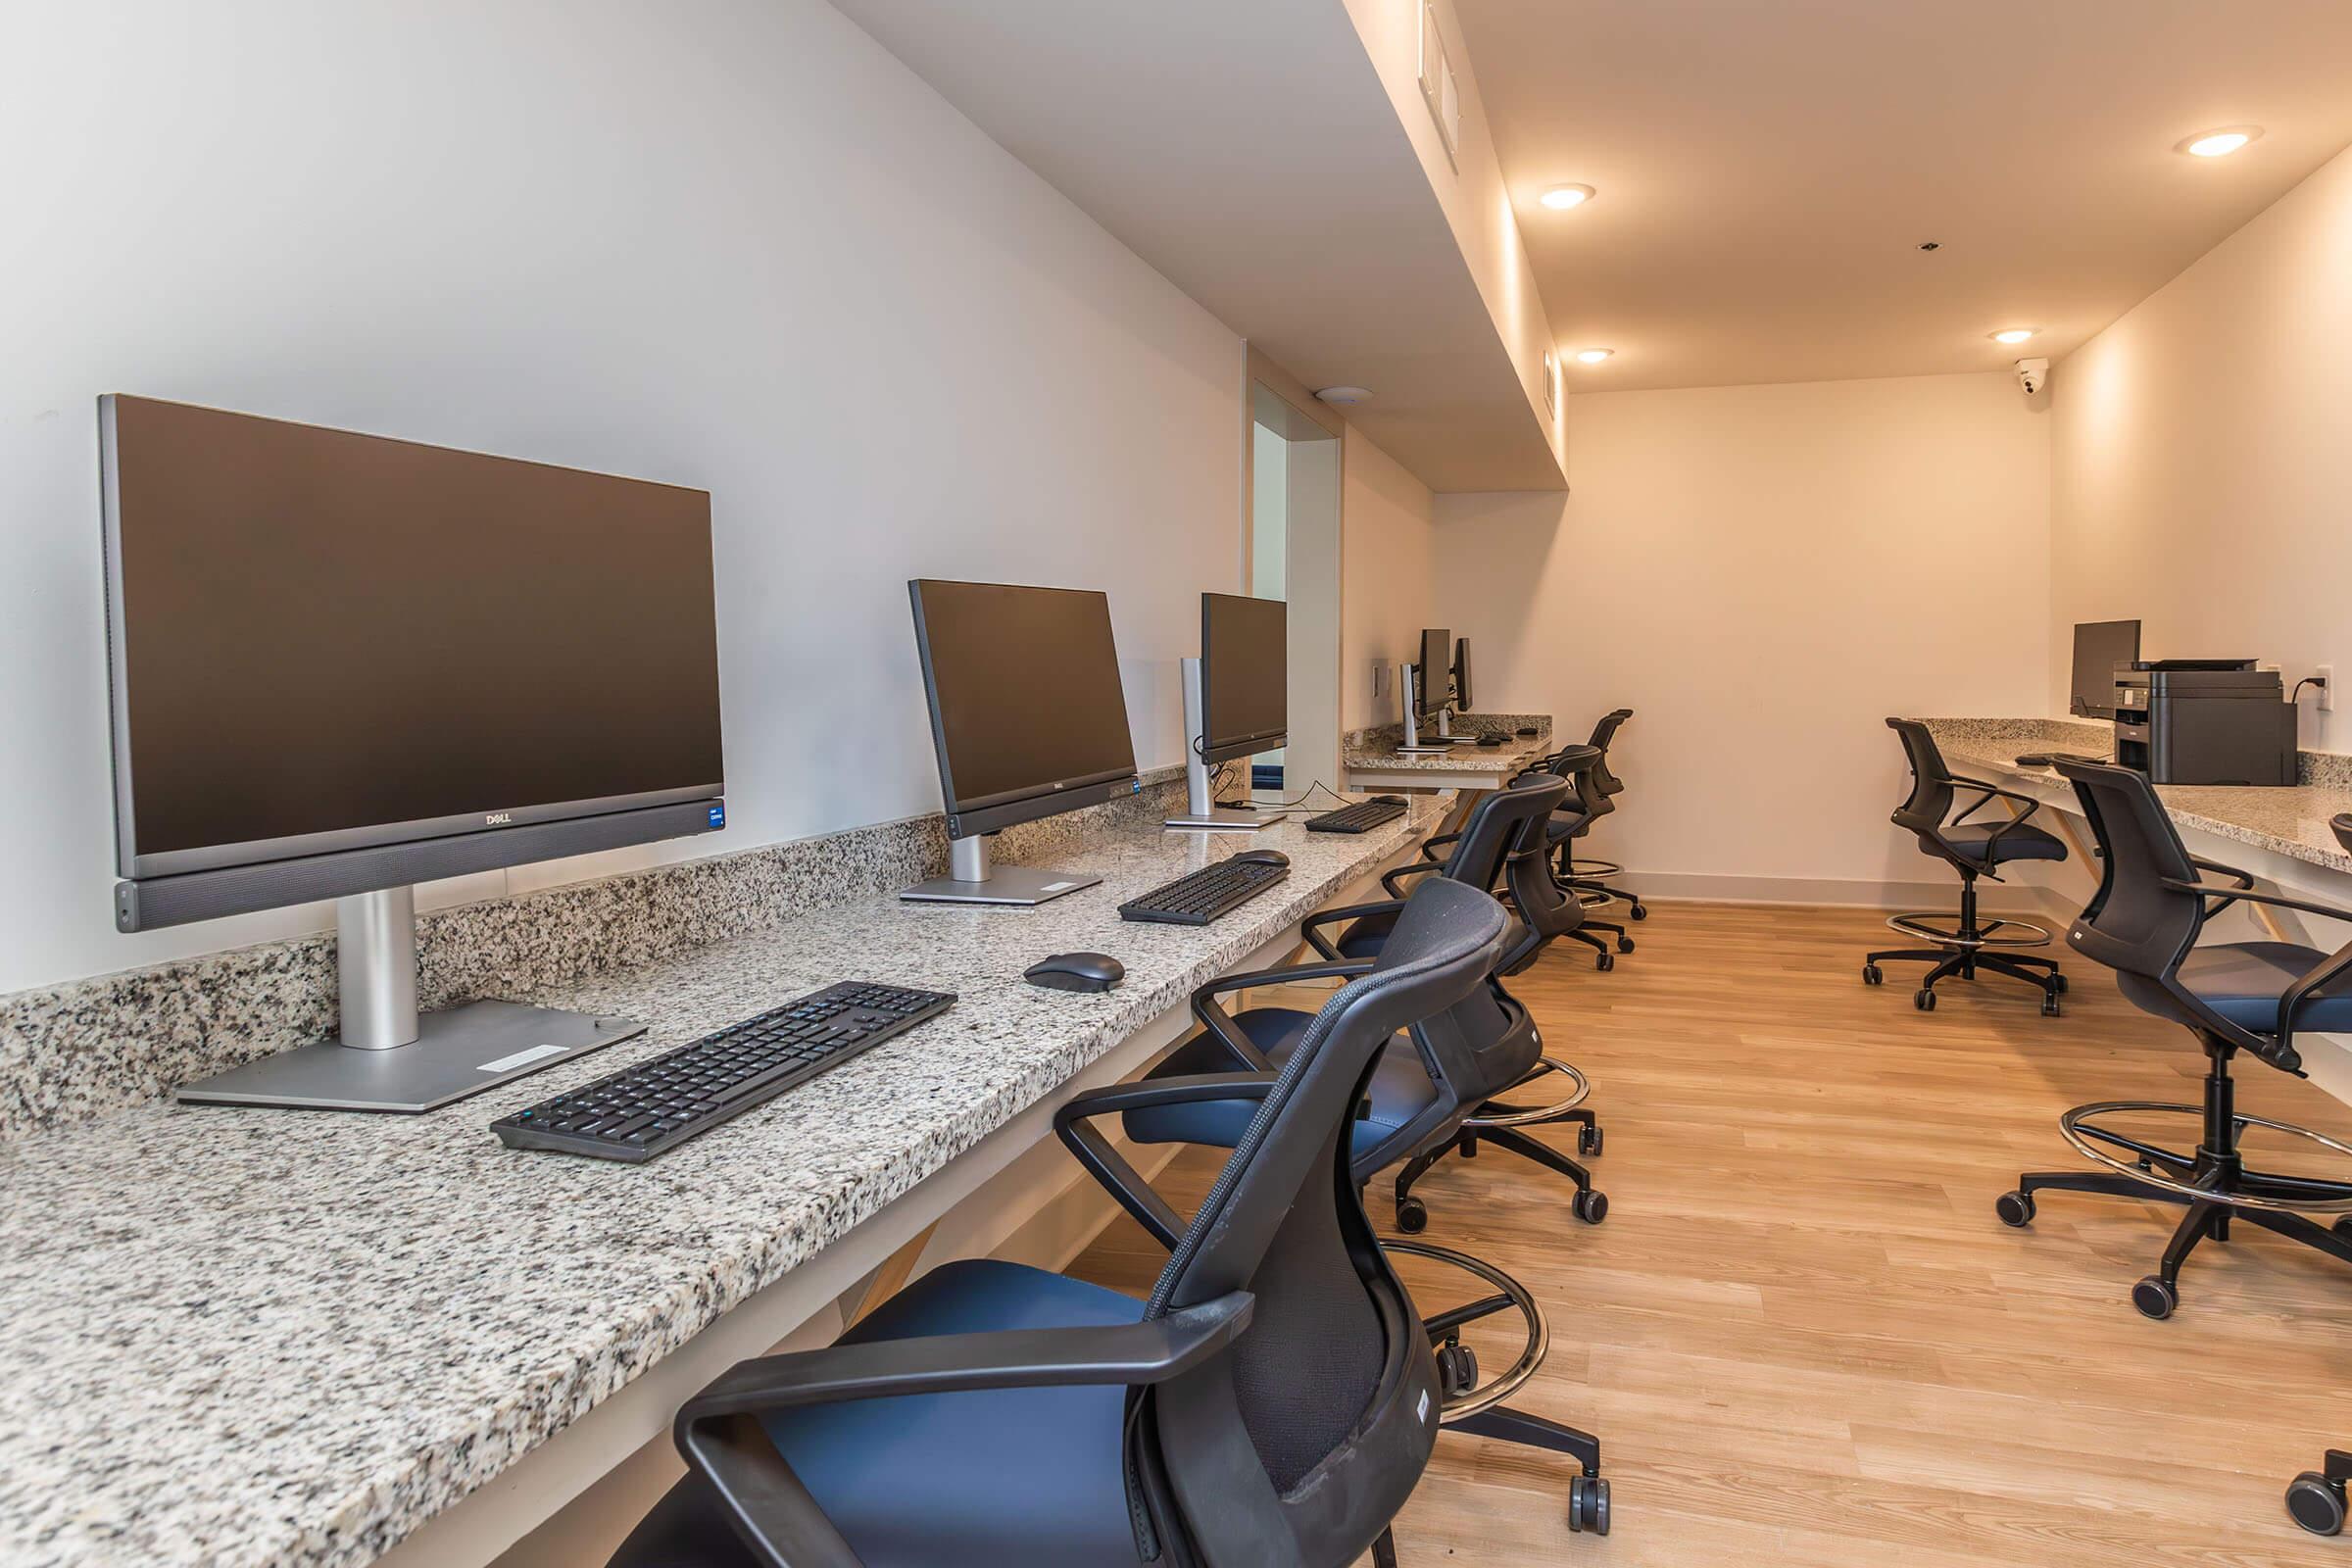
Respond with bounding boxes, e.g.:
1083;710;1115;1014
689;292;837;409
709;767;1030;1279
2050;140;2352;752
0;0;1242;996
1340;428;1439;735
1433;372;2052;900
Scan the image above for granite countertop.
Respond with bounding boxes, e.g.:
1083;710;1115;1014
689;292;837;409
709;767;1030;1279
0;797;1446;1568
1344;713;1553;774
1925;717;2352;877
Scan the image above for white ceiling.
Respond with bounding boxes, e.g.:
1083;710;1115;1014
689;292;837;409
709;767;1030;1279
1457;0;2352;392
830;0;1564;491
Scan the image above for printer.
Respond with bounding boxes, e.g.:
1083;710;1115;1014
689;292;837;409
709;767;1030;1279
2112;661;2297;786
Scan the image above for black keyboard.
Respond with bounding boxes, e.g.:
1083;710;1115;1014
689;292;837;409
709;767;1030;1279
1120;858;1290;925
1304;799;1407;834
2015;752;2110;769
491;981;956;1161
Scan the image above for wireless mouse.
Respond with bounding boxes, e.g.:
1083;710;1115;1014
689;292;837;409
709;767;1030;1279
1024;952;1125;993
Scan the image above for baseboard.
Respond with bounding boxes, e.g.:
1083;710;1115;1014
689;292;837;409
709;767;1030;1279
1620;870;2074;920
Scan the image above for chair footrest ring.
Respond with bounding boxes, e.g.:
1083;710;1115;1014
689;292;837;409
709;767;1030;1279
1566;857;1623;878
1463;1056;1591;1129
2058;1101;2352;1213
1382;1239;1547;1418
1886;911;2054;949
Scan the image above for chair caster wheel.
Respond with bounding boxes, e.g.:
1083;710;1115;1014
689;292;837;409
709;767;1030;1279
1568;1474;1610;1535
1862;963;1885;986
1995;1191;2035;1227
1629;904;1648;921
1395;1197;1428;1234
1615;936;1636;954
1574;1189;1609;1224
1914;989;1936;1011
1595;952;1615;972
2041;993;2063;1017
1579;1124;1604;1157
2053;973;2070;994
2287;1471;2348;1536
1435;1340;1480;1400
2132;1275;2178;1320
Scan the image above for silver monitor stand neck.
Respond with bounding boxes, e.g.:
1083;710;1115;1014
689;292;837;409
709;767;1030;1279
1396;663;1454;754
175;884;643;1112
1165;656;1275;830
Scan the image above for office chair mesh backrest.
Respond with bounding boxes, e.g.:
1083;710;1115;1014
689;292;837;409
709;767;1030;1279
1885;717;1959;839
1586;709;1633;798
2051;760;2215;1021
1499;773;1585;973
1141;879;1508;1562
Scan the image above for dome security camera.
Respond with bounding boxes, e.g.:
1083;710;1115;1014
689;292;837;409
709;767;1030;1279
2016;357;2050;395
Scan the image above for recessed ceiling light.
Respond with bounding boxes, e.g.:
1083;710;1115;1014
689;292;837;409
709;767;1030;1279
2179;125;2263;158
1539;183;1595;210
1574;349;1613;365
1313;385;1372;405
1990;328;2036;345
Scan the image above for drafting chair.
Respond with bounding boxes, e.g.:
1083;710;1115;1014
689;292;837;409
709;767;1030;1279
1533;745;1637;968
1865;716;2069;1014
1425;748;1627;969
608;878;1511;1568
1995;765;2352;1320
1085;788;1614;1536
1555;709;1647;922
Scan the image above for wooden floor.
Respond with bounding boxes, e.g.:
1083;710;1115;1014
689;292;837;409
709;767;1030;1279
1065;901;2352;1566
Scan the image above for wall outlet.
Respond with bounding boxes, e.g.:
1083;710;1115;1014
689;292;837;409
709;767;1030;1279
2321;664;2336;713
1371;661;1390;702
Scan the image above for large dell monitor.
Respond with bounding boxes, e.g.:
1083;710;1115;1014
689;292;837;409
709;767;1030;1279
2071;618;2142;720
1168;592;1286;830
99;394;725;1112
903;579;1139;905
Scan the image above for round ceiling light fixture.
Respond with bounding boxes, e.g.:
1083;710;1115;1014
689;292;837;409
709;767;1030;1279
1989;328;2037;345
2178;125;2263;158
1313;385;1373;406
1539;183;1595;210
1574;349;1614;365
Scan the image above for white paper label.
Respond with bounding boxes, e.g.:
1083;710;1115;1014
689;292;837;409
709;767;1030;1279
1041;881;1080;892
478;1043;570;1073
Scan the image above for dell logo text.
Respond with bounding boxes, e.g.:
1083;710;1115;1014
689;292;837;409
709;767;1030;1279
485;812;513;826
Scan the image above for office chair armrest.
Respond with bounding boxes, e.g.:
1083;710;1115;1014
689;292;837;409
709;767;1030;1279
1301;902;1406;959
1055;1074;1280;1248
2188;854;2257;889
1379;860;1449;897
2157;880;2352;927
673;1294;1256;1568
1191;956;1373;1041
2278;937;2352;1072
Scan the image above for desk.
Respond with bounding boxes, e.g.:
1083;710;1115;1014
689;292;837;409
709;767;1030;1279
0;801;1445;1568
1343;717;1554;828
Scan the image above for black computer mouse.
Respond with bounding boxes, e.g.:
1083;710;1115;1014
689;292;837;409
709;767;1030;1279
1371;795;1407;806
1233;848;1290;868
1478;734;1505;747
1025;952;1125;993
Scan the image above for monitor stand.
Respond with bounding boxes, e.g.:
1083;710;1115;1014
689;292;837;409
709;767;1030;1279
174;886;644;1113
1392;665;1459;756
902;833;1101;906
1165;658;1277;831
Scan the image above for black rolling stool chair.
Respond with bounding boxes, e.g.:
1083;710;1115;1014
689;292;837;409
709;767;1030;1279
607;878;1512;1568
1088;780;1615;1536
1534;745;1636;968
1556;709;1647;922
1996;767;2352;1320
1402;757;1620;968
1865;717;2069;1014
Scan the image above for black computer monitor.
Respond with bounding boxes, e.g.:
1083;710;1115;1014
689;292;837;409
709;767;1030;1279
1200;593;1287;764
2071;619;2142;719
99;394;725;1108
1451;636;1473;712
1417;627;1451;715
904;580;1138;905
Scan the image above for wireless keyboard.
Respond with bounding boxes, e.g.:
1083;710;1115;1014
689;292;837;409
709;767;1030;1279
491;981;956;1161
1304;798;1407;834
1120;858;1290;925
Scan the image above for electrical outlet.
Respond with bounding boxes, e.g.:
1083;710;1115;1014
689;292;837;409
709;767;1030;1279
2321;664;2336;713
1372;662;1390;702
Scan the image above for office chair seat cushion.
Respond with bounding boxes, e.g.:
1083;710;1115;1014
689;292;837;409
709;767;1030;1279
1544;813;1591;845
1936;820;2068;866
1126;1008;1437;1154
609;1259;1143;1568
2169;941;2352;1035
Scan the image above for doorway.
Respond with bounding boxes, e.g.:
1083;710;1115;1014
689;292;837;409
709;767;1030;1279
1246;375;1343;805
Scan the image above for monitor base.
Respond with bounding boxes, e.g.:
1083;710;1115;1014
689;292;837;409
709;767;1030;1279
1164;807;1278;831
173;1000;645;1113
901;865;1101;906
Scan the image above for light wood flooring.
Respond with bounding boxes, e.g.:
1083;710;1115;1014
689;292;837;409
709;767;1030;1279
1065;901;2352;1566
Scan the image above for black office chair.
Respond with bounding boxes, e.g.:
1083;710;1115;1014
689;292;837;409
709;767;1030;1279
1995;764;2352;1320
1865;716;2069;1014
608;878;1512;1568
1554;709;1647;922
1097;780;1614;1535
1534;745;1636;968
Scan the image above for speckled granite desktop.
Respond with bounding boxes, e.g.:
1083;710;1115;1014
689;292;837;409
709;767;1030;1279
1922;717;2352;876
0;793;1446;1568
0;767;1196;1140
1343;713;1552;773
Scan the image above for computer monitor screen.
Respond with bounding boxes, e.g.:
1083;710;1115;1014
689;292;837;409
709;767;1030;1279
101;395;723;881
1451;637;1473;711
1200;593;1286;763
908;579;1138;837
2070;618;2142;719
1418;627;1451;714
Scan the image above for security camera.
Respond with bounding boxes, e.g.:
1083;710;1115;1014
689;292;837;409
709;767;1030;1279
2016;357;2049;395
